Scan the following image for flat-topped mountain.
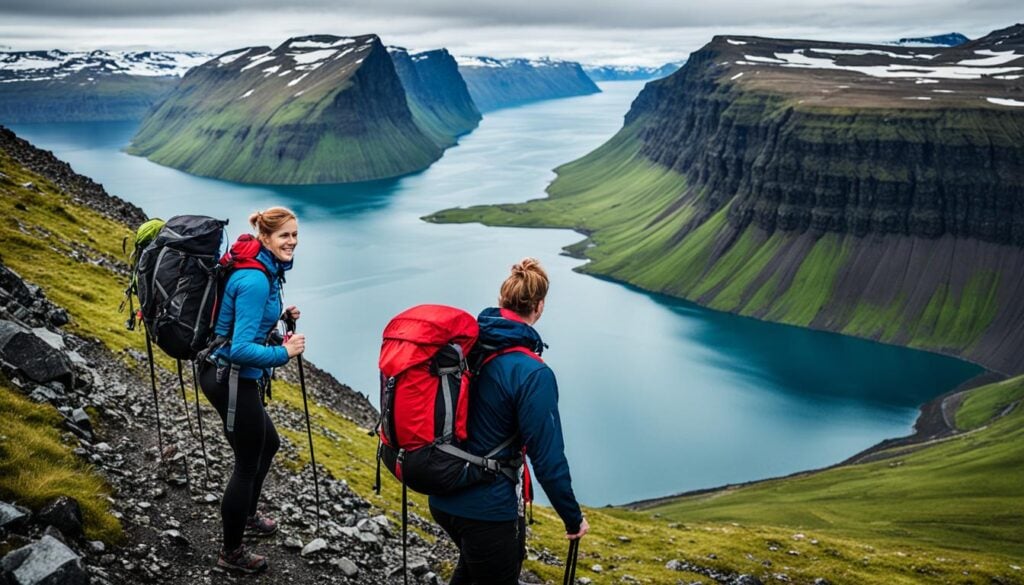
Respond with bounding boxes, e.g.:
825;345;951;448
0;50;209;123
387;46;481;147
456;56;600;111
128;35;447;184
433;24;1024;374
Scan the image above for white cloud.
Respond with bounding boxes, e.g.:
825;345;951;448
0;2;1018;67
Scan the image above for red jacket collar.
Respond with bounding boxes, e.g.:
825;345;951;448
499;308;527;323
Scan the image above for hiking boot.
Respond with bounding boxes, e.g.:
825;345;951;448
217;544;268;574
245;514;278;538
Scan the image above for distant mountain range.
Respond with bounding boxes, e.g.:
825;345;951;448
0;50;210;123
0;50;209;82
583;62;685;81
894;32;970;47
455;56;600;111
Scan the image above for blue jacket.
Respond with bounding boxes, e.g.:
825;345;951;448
430;308;583;533
213;247;291;379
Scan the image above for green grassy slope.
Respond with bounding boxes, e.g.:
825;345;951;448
644;375;1024;559
0;380;122;543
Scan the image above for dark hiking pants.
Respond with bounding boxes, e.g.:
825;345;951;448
430;505;526;585
199;363;280;551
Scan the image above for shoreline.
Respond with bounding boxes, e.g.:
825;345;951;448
621;370;1006;510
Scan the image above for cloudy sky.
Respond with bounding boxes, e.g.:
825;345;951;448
1;1;1019;66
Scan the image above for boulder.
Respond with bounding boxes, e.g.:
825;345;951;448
28;386;63;404
0;265;36;308
300;537;327;557
69;409;92;434
0;535;89;585
36;497;84;541
0;501;30;532
0;321;74;388
329;556;358;577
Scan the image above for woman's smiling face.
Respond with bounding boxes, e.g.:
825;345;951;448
261;218;298;262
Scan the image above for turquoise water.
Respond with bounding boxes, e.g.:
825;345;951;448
9;81;982;505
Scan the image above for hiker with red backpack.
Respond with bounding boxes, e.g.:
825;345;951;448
197;207;304;574
427;258;589;584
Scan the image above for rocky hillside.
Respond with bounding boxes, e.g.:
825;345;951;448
387;47;481;147
128;35;445;184
433;23;1024;375
0;50;208;123
0;125;445;585
456;56;600;111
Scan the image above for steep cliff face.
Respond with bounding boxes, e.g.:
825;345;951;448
456;56;600;111
433;24;1024;374
128;35;443;184
388;47;481;147
0;50;208;123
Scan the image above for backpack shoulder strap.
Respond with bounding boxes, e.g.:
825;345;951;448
481;345;544;367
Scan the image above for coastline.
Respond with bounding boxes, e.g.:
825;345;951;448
621;370;1006;511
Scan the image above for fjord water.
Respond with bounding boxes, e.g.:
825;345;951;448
11;81;981;505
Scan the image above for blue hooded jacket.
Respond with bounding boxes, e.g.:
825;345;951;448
212;246;291;379
429;307;583;533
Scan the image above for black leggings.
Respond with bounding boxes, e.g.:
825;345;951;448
430;506;526;585
199;363;280;551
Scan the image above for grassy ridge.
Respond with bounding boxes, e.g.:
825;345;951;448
644;375;1024;559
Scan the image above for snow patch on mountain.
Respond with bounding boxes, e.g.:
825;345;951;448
986;96;1024;107
0;50;210;82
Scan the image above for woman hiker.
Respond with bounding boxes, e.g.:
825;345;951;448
199;206;305;574
429;257;590;584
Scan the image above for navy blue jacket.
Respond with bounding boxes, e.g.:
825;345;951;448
430;307;583;533
213;247;291;379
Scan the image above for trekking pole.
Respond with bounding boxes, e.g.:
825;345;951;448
285;317;321;534
563;539;579;585
142;327;165;461
176;360;197;439
191;360;212;487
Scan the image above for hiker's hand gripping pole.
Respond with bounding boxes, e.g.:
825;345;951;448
284;315;321;534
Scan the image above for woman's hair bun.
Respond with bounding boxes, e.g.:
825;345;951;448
499;257;549;316
249;206;297;236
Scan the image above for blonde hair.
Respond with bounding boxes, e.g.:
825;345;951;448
249;206;297;238
499;257;549;317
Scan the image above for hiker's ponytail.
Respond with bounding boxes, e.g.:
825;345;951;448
249;206;297;238
499;257;549;317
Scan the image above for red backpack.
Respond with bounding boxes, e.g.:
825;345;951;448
376;304;541;585
374;304;530;495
